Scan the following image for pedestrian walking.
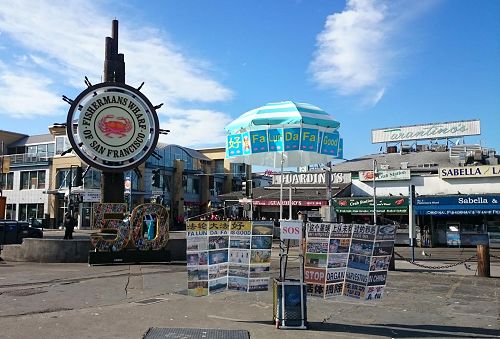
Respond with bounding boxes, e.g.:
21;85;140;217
63;213;76;239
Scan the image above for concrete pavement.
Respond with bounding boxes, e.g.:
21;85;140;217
0;249;499;339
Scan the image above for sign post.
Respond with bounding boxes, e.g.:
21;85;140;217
65;21;160;204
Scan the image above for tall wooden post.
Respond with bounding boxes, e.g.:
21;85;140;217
388;250;396;271
101;20;125;203
477;244;490;277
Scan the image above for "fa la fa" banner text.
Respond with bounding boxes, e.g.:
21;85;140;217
226;128;342;158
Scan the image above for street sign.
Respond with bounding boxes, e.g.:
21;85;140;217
280;220;303;240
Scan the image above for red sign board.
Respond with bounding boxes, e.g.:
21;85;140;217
304;267;326;284
252;199;327;206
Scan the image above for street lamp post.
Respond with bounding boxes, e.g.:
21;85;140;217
373;159;377;225
279;152;284;220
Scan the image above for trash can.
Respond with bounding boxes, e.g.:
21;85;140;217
272;278;307;329
0;222;19;244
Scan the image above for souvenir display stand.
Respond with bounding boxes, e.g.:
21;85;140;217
273;220;307;329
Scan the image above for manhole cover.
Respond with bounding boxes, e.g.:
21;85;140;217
144;328;250;339
134;298;167;305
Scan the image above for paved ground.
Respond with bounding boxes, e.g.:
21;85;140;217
0;243;499;339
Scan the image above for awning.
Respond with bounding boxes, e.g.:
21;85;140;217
333;197;408;214
415;195;500;216
252;200;327;207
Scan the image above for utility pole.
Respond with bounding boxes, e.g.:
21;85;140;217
409;184;416;262
373;159;377;225
101;20;125;203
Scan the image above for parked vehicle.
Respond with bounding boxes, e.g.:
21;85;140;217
0;220;43;246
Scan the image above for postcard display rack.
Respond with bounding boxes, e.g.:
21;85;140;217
304;222;396;300
273;220;308;330
186;220;273;297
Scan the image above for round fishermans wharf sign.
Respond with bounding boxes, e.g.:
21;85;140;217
66;82;160;172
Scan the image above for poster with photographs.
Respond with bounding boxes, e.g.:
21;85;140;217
186;221;210;296
305;222;332;298
344;224;396;300
305;223;395;300
359;224;395;300
247;221;272;291
227;221;273;292
326;223;351;297
186;221;229;296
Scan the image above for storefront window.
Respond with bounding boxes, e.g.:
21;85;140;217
460;223;486;233
18;203;44;221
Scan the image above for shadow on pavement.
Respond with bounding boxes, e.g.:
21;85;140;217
395;268;456;273
236;320;499;338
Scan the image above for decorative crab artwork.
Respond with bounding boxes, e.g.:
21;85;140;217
98;114;133;137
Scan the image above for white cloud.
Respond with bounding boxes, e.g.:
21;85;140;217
310;0;438;106
158;108;231;148
0;0;233;141
310;0;389;100
0;71;65;117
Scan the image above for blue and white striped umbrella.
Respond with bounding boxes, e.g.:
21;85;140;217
224;101;340;134
224;101;342;168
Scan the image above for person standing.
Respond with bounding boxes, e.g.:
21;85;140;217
63;213;76;239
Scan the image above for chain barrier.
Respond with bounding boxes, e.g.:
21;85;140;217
394;251;478;270
490;253;500;260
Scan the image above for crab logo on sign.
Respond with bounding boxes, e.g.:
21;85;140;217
98;115;133;137
67;82;160;172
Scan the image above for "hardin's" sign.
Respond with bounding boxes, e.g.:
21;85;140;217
272;172;351;185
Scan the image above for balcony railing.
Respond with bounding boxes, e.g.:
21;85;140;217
7;153;52;165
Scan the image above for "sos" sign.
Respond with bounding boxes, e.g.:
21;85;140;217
280;220;303;240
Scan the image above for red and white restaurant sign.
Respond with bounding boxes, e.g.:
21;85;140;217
280;220;303;240
253;199;327;206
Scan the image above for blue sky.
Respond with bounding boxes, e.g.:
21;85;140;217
0;0;499;161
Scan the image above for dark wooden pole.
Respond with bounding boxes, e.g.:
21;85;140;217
388;250;396;271
101;20;125;204
476;244;490;277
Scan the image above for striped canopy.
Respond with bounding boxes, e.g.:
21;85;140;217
224;101;340;134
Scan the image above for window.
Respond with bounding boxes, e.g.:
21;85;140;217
20;170;46;189
185;177;200;194
5;204;16;220
55;136;71;155
18;203;44;221
47;143;55;156
56;169;73;188
0;172;14;190
214;160;225;174
83;169;101;189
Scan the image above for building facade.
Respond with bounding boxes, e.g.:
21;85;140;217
0;129;247;230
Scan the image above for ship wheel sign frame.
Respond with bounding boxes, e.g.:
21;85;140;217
66;82;160;172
